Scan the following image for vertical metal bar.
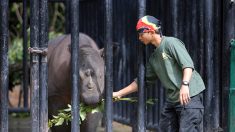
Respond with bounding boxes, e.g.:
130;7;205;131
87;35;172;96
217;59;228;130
223;0;235;131
70;0;80;131
137;0;146;132
39;0;48;131
198;0;205;76
23;0;29;108
171;0;178;37
177;1;184;40
191;0;198;63
105;0;113;131
204;0;214;131
229;39;235;132
184;0;191;51
0;0;9;131
30;0;40;131
212;0;222;130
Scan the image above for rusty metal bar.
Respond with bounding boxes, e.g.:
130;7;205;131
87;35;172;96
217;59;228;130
0;0;9;131
204;0;217;131
70;0;80;131
30;0;40;131
104;0;113;131
39;0;49;131
171;0;178;36
137;0;146;132
22;0;29;108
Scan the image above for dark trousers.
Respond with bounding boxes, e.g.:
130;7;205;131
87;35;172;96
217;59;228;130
159;93;204;132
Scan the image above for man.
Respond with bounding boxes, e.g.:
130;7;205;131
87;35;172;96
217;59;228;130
113;15;205;132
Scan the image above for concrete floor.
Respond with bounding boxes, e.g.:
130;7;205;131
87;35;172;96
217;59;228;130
9;115;132;132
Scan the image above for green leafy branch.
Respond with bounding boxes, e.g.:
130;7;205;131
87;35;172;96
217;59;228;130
48;97;157;128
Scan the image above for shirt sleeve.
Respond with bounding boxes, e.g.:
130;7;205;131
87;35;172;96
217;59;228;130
166;38;195;70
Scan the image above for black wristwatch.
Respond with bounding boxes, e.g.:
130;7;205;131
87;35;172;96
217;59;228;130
182;81;189;86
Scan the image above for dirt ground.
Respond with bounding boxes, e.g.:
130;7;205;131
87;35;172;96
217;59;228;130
8;86;132;132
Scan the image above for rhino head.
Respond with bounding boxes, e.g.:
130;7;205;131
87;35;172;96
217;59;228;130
78;47;104;105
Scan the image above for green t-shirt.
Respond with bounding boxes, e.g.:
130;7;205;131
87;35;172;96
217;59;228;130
145;36;205;102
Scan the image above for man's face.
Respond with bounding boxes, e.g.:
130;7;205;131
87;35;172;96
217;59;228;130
138;32;152;45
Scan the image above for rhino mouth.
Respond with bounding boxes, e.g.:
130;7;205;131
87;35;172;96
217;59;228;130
81;93;102;106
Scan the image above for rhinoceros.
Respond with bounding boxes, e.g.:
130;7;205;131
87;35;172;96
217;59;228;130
47;33;104;132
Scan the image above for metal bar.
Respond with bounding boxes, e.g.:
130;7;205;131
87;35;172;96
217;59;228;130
22;0;29;109
39;0;49;131
105;0;113;131
198;0;205;78
0;0;9;131
171;0;178;37
204;0;216;131
184;0;191;51
190;0;198;63
70;0;80;131
137;0;146;132
212;0;222;130
30;0;40;131
223;0;235;131
229;39;235;132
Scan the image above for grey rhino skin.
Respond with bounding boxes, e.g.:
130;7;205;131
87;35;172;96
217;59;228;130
48;33;104;132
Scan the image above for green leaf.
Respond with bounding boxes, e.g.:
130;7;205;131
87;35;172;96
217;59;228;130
52;115;59;119
48;121;53;128
80;111;87;121
55;118;64;126
63;107;71;112
91;106;101;114
48;97;157;128
58;113;66;117
146;99;158;105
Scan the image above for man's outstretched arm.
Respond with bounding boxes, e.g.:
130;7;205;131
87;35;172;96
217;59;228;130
113;81;138;98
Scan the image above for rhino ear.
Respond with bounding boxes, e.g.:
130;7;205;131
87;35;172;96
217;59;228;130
99;48;105;58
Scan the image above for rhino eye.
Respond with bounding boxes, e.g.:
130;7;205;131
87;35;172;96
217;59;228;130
85;69;93;76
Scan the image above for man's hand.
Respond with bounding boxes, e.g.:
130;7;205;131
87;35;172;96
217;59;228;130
112;81;138;100
113;91;122;99
179;85;190;105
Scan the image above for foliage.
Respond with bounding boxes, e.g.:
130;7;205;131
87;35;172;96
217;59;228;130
48;97;157;128
9;37;23;65
8;2;65;88
8;37;24;87
9;3;65;41
10;112;30;118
